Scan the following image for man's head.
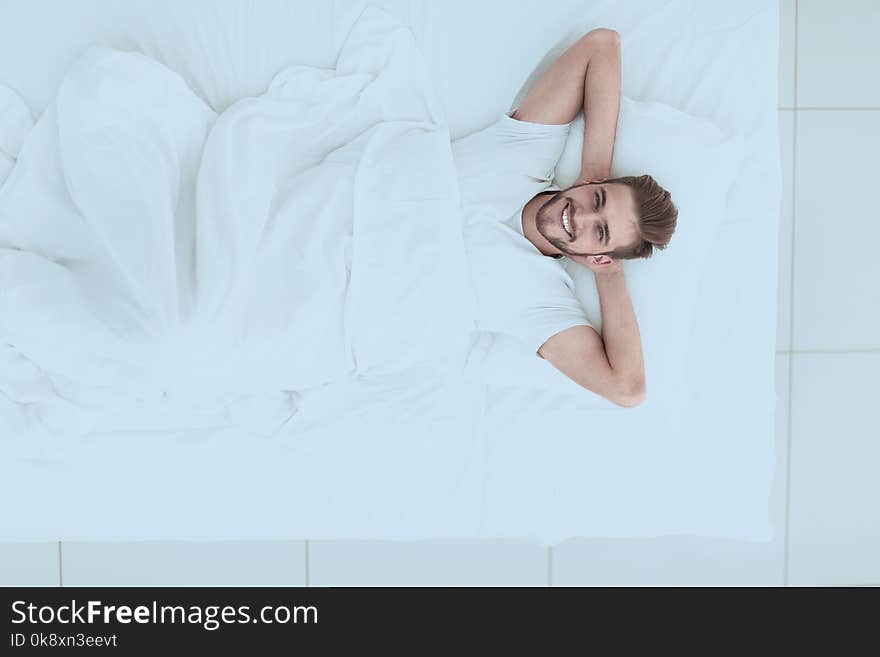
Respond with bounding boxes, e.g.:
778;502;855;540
535;175;678;260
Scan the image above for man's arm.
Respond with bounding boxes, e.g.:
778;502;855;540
538;265;646;408
511;28;621;182
513;27;641;407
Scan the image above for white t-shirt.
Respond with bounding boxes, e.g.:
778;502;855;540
451;111;592;355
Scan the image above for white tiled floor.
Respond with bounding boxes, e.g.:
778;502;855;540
308;540;548;587
797;0;880;107
788;354;880;586
782;0;880;586
58;541;308;587
792;110;880;350
2;1;878;588
0;543;59;586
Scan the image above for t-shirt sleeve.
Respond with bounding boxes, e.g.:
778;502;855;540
467;222;594;358
451;110;571;217
511;298;593;357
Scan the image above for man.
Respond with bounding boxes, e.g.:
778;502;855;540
452;28;678;408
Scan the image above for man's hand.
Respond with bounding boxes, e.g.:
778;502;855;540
572;172;607;186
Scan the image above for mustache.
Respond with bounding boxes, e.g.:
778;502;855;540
536;204;605;258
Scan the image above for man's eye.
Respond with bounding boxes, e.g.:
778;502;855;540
594;192;600;210
598;226;604;241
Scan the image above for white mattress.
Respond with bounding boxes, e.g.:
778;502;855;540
0;0;781;545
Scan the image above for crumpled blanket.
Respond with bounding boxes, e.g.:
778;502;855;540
0;6;476;438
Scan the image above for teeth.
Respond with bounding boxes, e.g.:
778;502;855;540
562;206;572;237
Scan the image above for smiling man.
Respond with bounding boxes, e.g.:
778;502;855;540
453;28;678;408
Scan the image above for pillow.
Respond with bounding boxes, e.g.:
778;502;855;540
480;97;745;408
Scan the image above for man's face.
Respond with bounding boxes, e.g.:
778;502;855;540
535;182;640;257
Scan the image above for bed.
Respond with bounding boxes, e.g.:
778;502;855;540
0;0;780;547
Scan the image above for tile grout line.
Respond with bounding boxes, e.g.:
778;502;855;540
778;348;880;354
57;541;63;587
792;107;880;111
789;348;880;354
304;540;309;587
783;0;799;589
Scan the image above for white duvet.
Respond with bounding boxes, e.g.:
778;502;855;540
0;6;475;436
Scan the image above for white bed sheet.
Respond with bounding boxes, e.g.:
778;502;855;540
0;0;780;545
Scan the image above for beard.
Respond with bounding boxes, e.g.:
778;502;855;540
536;195;580;255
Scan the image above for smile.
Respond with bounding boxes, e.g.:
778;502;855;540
561;203;573;239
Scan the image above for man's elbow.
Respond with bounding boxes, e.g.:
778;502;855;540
614;377;646;408
584;28;621;49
